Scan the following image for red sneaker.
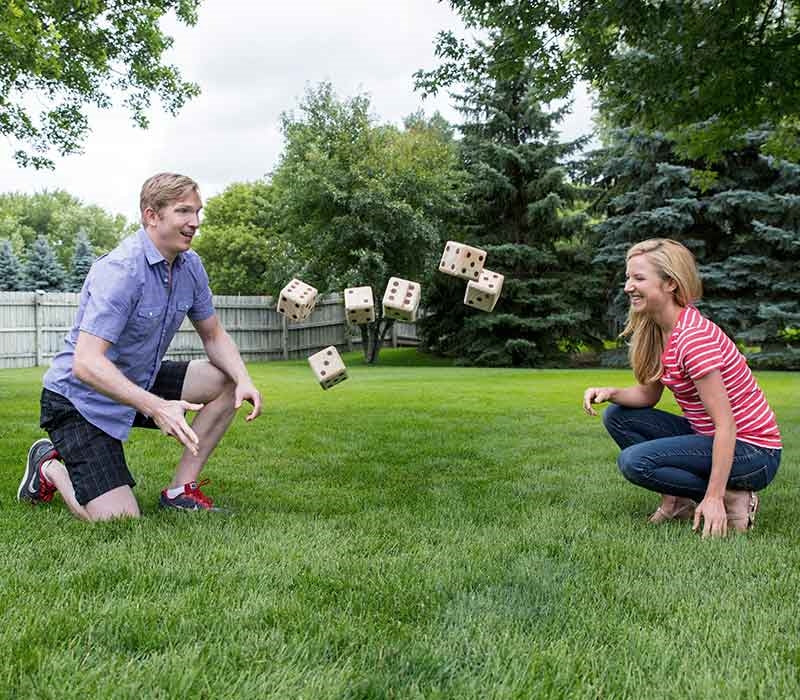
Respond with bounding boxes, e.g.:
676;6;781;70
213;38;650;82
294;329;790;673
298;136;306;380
18;438;58;504
159;479;224;512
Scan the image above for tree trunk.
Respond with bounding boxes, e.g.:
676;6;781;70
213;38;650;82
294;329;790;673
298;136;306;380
366;317;394;364
360;324;370;362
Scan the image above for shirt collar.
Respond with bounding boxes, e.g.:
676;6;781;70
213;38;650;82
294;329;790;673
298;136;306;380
137;228;184;267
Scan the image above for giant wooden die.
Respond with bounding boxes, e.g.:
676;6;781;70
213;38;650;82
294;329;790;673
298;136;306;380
277;278;318;322
464;269;504;312
382;277;421;322
307;346;348;390
343;285;375;325
438;240;487;281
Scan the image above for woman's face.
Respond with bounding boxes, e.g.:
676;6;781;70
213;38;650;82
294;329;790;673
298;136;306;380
624;253;676;315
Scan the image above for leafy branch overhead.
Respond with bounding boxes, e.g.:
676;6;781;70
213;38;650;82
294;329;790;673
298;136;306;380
421;0;800;161
0;0;201;168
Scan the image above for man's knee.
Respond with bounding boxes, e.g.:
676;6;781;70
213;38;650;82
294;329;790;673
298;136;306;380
182;360;236;405
85;485;140;521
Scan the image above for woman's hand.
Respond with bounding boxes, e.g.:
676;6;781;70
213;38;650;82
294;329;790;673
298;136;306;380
693;496;728;538
583;387;616;416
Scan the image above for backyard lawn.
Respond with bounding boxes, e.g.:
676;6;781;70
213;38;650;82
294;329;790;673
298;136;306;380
1;350;798;699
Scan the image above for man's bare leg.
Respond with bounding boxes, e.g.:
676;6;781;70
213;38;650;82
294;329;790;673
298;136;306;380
41;460;140;521
168;359;237;488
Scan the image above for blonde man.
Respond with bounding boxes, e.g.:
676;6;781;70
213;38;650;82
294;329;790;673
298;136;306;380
19;173;262;520
583;239;781;537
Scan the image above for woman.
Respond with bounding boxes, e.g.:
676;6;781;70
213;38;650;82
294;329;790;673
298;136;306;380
584;238;781;537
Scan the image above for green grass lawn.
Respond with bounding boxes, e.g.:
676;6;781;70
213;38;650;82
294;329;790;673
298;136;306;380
1;350;798;699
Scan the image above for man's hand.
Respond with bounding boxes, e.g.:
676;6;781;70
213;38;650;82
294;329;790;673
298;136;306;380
235;379;262;422
151;399;204;455
583;387;615;416
693;496;728;538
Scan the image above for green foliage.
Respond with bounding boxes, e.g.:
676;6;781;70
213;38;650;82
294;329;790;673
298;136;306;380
429;1;800;161
589;128;800;349
192;181;289;295
270;83;465;363
0;0;200;168
0;190;125;269
67;229;94;292
22;234;66;291
417;31;606;366
0;237;24;290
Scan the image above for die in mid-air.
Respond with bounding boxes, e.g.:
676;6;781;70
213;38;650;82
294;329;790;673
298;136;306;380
343;286;375;324
438;241;487;281
382;277;421;322
307;346;348;390
277;278;318;322
464;269;504;312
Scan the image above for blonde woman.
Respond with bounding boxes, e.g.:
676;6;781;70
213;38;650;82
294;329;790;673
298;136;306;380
583;239;781;537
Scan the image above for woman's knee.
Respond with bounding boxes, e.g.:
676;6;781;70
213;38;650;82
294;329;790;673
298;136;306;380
617;445;649;485
602;403;625;431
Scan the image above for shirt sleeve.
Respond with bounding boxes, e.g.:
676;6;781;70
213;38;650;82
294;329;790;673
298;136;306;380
79;257;140;344
188;256;215;322
677;330;725;380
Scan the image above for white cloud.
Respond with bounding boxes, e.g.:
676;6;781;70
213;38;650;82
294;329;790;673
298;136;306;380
0;0;595;221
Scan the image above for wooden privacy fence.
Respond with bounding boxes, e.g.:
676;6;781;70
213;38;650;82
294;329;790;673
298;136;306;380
0;291;418;369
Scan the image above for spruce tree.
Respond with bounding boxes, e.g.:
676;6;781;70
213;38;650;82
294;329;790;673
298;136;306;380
417;37;605;366
590;128;800;368
0;238;24;291
68;229;95;292
22;235;67;292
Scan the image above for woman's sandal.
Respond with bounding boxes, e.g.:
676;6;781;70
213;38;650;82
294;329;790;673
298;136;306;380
726;491;759;533
648;499;697;524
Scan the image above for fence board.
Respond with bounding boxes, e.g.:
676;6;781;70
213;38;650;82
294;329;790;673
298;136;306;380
0;291;418;369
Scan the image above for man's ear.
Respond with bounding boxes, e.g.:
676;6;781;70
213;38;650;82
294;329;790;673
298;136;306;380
142;206;160;228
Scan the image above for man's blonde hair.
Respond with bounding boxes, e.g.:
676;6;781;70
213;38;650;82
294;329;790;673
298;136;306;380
621;238;703;384
139;173;199;223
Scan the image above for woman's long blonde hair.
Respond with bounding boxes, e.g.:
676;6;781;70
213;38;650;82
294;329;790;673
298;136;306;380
620;239;703;384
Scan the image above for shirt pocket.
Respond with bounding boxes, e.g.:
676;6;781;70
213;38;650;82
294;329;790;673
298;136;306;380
129;305;164;342
168;298;192;338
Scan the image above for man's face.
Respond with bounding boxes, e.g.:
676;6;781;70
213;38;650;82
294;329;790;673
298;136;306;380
145;189;203;261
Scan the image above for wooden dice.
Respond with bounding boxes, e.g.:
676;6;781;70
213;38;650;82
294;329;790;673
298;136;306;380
464;269;504;312
307;346;348;390
438;241;487;281
344;286;375;325
382;277;421;322
277;278;318;322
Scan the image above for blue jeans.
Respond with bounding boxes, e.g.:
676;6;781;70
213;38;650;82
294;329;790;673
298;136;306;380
603;404;781;502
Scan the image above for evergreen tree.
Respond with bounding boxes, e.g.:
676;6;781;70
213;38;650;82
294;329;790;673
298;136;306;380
590;128;800;368
68;230;95;292
0;238;24;291
417;36;606;366
22;235;67;292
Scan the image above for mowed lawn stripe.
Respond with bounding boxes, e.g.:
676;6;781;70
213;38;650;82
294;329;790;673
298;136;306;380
0;353;798;698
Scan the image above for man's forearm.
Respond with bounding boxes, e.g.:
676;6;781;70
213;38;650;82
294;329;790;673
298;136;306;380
202;327;250;384
73;353;161;417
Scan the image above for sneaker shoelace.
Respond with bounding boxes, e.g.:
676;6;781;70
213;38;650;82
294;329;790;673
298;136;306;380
186;479;214;508
38;450;58;503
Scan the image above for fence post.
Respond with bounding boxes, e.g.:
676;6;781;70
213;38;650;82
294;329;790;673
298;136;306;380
281;314;289;360
391;322;398;348
34;290;44;366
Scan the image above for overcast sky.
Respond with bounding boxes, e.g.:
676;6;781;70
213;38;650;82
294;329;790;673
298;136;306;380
0;0;595;222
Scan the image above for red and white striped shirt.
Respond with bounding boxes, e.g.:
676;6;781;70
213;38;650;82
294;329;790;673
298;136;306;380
660;305;781;449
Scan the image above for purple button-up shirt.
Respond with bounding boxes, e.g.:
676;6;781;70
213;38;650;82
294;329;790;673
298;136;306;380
43;228;215;441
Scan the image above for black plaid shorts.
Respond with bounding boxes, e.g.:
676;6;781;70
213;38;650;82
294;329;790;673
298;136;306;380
39;361;190;506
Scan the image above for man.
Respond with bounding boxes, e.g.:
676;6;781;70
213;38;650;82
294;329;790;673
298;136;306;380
17;173;262;520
